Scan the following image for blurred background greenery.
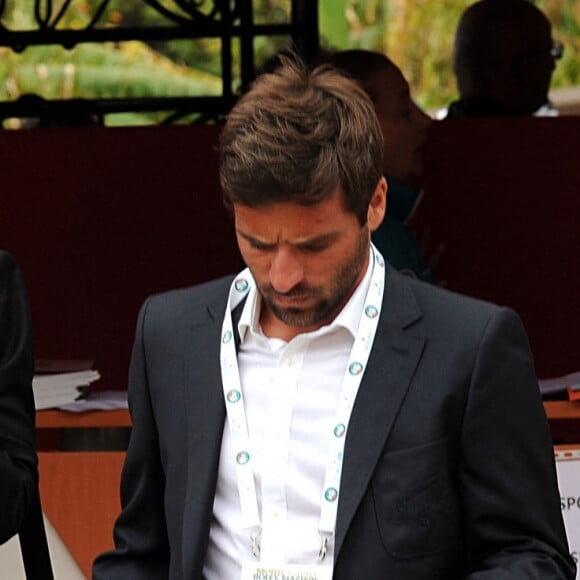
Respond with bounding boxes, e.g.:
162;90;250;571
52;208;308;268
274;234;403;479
319;0;579;112
1;0;578;124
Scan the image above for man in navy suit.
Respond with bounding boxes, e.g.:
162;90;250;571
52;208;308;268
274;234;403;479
94;56;575;579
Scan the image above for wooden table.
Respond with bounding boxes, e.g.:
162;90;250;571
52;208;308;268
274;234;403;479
544;401;580;420
36;408;131;429
543;401;580;445
36;409;131;579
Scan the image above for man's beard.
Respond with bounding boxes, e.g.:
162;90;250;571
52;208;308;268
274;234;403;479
257;228;370;329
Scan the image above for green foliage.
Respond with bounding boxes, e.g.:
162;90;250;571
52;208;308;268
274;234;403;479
320;0;350;48
319;0;580;112
538;0;580;86
318;0;463;109
1;42;221;101
1;1;578;124
0;2;225;124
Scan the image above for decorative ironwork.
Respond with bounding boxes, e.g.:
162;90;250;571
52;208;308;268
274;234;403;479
0;0;319;125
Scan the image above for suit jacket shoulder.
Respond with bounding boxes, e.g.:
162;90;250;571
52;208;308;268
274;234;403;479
140;275;235;331
385;265;516;339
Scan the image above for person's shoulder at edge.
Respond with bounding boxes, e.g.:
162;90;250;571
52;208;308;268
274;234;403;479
0;249;18;274
136;274;237;325
445;98;522;118
386;262;515;329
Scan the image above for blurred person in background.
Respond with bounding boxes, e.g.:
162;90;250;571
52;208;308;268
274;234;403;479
322;49;437;282
447;0;563;118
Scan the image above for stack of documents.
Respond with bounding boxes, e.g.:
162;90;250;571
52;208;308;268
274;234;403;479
538;370;580;401
33;359;101;410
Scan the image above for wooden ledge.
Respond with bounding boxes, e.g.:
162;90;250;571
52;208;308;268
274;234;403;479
36;409;131;429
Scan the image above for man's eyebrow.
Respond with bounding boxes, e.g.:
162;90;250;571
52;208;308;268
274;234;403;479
294;231;341;248
236;230;272;245
236;229;341;248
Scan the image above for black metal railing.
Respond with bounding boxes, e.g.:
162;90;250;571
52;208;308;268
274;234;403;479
0;0;319;125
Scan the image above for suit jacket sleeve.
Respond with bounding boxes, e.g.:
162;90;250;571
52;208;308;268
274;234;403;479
93;296;171;579
460;307;575;578
0;251;38;544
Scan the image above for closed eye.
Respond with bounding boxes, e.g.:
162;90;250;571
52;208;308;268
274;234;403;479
297;240;332;253
248;239;275;251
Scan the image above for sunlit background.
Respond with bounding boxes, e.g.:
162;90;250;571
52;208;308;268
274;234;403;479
1;0;578;125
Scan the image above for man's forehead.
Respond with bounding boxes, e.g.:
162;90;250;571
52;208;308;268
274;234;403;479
233;183;347;213
233;187;351;230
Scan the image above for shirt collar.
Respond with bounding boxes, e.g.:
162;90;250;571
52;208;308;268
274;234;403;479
238;247;374;343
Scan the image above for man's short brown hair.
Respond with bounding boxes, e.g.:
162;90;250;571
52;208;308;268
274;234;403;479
219;55;384;224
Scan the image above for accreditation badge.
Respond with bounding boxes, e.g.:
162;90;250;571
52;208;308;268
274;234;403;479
241;562;333;580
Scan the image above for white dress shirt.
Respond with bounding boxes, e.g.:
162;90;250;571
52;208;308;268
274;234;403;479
203;254;373;579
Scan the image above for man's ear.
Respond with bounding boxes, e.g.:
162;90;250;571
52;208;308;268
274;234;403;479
367;177;387;232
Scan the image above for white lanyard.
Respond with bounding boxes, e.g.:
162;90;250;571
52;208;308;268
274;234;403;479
219;245;385;562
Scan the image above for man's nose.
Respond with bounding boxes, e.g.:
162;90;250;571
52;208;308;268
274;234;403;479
269;248;304;293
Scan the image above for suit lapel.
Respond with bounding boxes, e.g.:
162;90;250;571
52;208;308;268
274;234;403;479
334;267;425;559
181;280;235;578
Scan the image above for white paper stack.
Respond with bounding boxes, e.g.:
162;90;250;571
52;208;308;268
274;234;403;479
539;370;580;399
33;369;101;410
